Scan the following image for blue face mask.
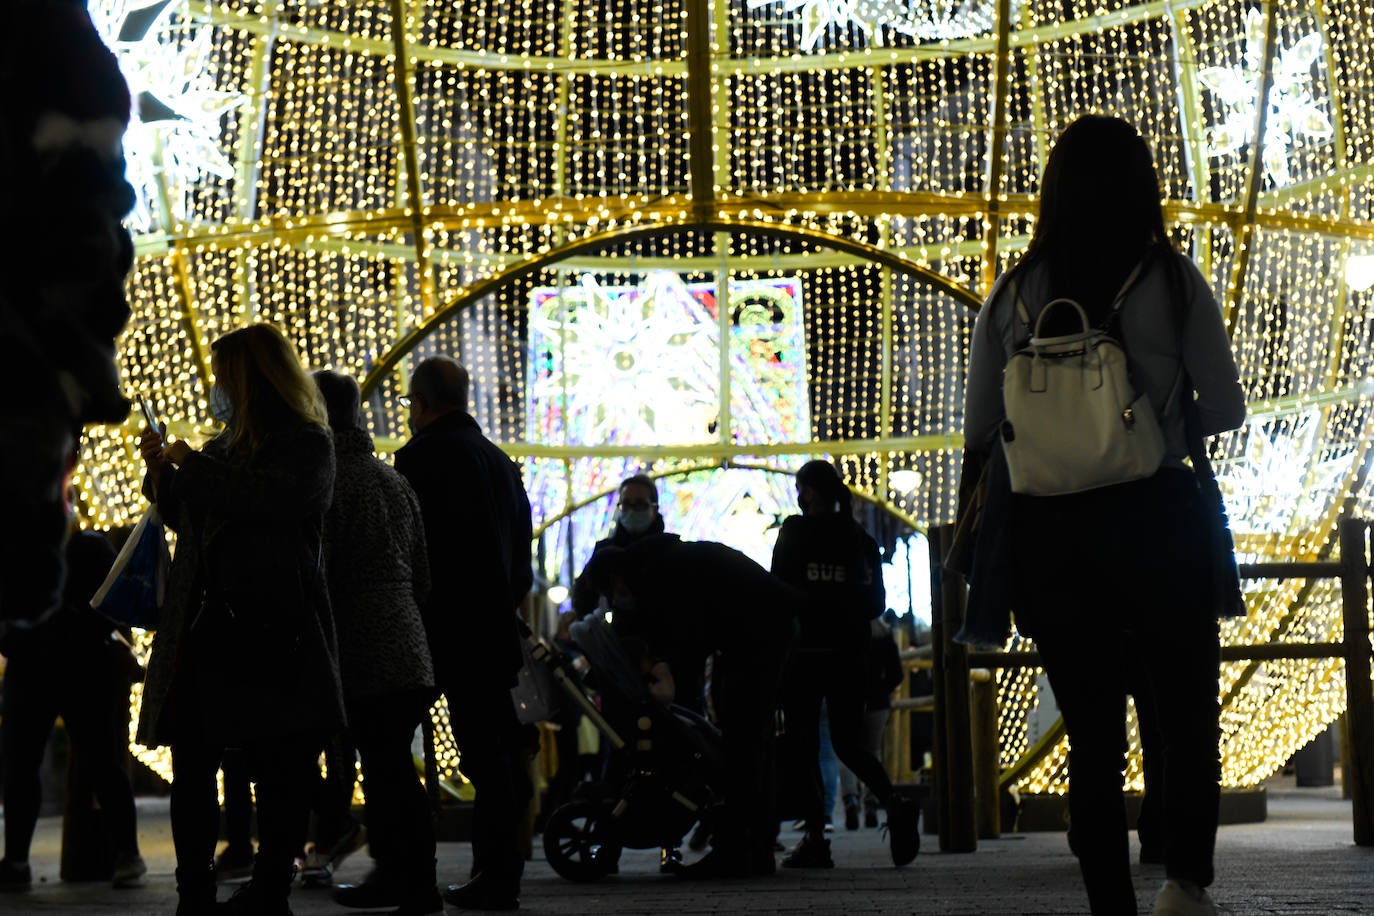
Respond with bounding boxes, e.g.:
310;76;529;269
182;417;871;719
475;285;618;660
209;383;234;425
618;508;656;535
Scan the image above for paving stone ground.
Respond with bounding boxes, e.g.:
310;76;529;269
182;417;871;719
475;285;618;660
2;776;1370;914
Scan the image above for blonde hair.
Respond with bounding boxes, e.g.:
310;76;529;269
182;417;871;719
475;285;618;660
211;323;327;452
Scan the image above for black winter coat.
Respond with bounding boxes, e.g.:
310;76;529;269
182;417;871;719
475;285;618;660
613;535;802;674
394;411;533;689
137;423;345;748
770;514;884;654
570;513;668;617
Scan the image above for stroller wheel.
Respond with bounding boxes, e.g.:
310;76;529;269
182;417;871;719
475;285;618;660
542;800;621;883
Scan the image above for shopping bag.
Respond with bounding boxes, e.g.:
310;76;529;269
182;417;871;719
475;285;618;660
90;507;168;630
511;631;560;725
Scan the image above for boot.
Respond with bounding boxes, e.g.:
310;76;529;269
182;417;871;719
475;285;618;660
174;866;217;916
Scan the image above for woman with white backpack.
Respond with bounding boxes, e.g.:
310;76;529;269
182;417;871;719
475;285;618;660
962;115;1246;916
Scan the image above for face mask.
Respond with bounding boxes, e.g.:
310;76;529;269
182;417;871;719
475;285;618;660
208;383;234;425
619;508;656;535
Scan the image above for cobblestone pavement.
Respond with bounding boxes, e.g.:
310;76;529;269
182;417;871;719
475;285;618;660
1;780;1370;914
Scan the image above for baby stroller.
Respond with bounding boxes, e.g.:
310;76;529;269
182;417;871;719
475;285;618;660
535;613;725;882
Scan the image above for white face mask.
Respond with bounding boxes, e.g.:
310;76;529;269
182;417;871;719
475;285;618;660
618;507;656;535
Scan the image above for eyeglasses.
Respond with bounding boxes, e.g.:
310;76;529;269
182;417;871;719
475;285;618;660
618;500;657;511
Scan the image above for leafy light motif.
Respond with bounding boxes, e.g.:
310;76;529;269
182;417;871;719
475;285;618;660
1198;8;1333;187
1216;411;1356;536
90;0;245;231
745;0;1018;52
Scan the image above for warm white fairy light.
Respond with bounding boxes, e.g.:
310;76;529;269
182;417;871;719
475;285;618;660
74;0;1374;797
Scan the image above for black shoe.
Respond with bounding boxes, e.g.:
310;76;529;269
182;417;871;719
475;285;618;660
443;875;519;911
334;876;402;909
864;805;879;829
884;797;921;867
391;887;444;915
0;860;32;893
780;834;834;869
219;881;292;915
659;847;684;874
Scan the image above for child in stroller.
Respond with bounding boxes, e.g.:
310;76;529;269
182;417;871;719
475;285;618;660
539;612;725;882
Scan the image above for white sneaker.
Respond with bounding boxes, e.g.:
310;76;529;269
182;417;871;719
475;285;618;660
1151;879;1217;915
112;855;148;889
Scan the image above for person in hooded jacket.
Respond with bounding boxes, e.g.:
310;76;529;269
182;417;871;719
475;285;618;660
771;460;920;870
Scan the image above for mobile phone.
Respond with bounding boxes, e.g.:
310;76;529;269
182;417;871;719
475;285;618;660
139;396;163;441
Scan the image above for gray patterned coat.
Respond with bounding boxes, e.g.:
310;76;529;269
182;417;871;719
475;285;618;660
323;428;435;702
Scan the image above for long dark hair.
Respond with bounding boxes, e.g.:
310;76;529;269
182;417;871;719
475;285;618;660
796;460;854;516
1016;115;1176;319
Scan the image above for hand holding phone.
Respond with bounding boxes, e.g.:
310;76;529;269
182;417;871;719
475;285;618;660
139;397;164;443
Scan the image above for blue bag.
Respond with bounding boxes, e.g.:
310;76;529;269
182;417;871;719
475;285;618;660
91;508;167;630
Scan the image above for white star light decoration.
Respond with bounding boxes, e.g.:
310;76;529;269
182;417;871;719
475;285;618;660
90;0;245;231
1198;8;1333;188
745;0;1016;52
1217;411;1356;537
528;272;722;446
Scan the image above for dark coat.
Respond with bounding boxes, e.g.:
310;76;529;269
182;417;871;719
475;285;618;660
570;513;667;617
770;514;884;654
610;535;802;671
324;427;434;703
136;423;345;748
394;411;533;689
0;530;115;659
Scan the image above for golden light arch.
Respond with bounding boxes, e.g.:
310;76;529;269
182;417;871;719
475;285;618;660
82;0;1374;796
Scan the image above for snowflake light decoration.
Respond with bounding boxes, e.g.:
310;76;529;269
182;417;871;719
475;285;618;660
526;270;814;578
90;0;244;231
1216;411;1356;536
745;0;1017;52
1198;8;1333;188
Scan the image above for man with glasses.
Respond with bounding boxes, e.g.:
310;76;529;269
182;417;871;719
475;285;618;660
571;474;667;620
394;356;533;913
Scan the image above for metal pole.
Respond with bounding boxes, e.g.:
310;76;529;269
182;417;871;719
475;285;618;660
1339;517;1374;845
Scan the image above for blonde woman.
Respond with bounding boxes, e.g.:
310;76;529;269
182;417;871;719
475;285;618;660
138;323;344;916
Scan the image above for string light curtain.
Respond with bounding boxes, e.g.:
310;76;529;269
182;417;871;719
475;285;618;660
84;0;1374;794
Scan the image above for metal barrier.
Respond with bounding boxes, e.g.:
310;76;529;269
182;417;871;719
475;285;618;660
905;516;1374;853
